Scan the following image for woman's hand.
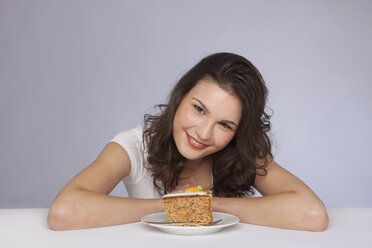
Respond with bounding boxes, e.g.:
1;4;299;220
48;142;163;230
212;160;329;232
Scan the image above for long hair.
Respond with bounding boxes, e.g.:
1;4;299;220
143;52;272;197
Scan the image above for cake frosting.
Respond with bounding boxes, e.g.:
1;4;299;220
162;186;212;198
162;191;209;198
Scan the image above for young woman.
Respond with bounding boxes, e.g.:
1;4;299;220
48;53;329;231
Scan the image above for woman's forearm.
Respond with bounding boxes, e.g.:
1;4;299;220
212;191;328;231
48;189;163;230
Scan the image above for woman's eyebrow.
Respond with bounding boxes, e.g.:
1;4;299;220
192;97;210;113
222;120;238;127
191;97;238;127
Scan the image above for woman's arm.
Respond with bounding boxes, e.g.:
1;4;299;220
47;142;163;230
212;160;329;231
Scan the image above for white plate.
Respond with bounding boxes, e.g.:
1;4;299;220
141;212;239;235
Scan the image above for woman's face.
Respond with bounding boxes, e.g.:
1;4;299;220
173;79;242;162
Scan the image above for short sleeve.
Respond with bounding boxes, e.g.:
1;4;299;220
110;125;146;184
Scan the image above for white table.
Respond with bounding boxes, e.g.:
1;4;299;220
1;208;371;248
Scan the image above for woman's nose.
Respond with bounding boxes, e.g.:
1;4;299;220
195;120;213;142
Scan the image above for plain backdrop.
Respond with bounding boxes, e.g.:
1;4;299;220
1;0;371;208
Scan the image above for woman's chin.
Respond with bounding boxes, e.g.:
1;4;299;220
178;148;210;161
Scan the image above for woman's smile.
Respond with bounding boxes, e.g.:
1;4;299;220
186;132;208;149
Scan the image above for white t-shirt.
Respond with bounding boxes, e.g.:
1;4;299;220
110;126;161;199
111;126;256;199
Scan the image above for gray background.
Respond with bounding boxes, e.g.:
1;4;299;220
1;0;371;208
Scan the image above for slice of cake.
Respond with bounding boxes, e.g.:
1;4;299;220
162;186;213;226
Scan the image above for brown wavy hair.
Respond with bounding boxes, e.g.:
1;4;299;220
143;52;272;197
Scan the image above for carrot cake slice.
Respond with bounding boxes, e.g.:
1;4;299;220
162;186;213;226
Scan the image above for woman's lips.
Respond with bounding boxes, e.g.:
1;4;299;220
186;133;207;149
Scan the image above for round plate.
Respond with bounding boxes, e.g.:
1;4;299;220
141;212;239;235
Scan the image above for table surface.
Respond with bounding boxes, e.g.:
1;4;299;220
1;208;371;248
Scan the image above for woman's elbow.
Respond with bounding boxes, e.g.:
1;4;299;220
48;201;75;231
306;203;329;232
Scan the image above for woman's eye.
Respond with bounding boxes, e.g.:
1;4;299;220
193;105;205;114
220;122;232;130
